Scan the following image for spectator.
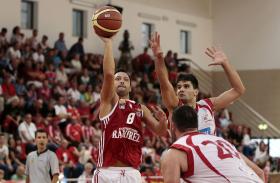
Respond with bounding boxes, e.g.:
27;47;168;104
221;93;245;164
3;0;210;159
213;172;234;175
54;32;67;53
10;26;21;46
39;80;51;101
54;96;70;133
11;165;26;182
68;37;84;59
7;137;24;168
7;42;21;60
0;133;13;179
65;118;83;144
164;50;176;70
0;28;8;50
254;141;269;166
14;78;27;96
32;46;45;63
67;81;81;102
56;64;68;84
45;64;57;84
118;30;134;71
1;76;16;99
39;35;49;53
18;114;37;145
82;119;95;143
70;53;82;73
80;68;90;85
136;47;153;74
26;29;39;50
77;162;93;183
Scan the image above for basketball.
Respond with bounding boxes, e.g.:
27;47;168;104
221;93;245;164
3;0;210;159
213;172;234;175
92;6;122;38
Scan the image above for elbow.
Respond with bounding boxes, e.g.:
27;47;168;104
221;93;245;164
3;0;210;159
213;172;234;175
104;72;114;78
239;86;246;95
258;169;265;182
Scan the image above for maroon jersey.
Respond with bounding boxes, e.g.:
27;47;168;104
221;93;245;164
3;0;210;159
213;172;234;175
97;99;144;168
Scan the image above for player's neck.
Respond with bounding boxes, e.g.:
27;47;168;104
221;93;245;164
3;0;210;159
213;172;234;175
182;100;196;109
178;129;198;138
120;96;129;100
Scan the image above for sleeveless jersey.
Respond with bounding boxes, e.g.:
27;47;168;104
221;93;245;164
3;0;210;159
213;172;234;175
171;132;263;183
97;99;144;168
177;98;216;135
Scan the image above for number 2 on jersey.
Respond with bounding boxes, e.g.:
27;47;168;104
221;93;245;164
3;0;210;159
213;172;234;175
202;140;240;160
126;113;136;124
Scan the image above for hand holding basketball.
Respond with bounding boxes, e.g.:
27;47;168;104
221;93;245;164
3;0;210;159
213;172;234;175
92;6;122;38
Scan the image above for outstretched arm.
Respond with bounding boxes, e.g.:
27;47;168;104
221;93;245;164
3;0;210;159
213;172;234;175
205;47;245;111
142;105;168;136
99;37;118;118
150;32;179;110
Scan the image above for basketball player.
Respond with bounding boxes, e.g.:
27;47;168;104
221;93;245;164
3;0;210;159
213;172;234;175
93;36;168;183
150;32;245;135
161;105;264;183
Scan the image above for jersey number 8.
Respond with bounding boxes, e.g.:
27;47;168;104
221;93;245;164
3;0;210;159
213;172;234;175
126;113;136;124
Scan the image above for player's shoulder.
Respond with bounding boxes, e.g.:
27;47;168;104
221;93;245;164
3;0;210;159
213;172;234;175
197;98;212;106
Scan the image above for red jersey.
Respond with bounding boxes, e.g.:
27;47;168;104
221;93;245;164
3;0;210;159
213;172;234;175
97;99;144;168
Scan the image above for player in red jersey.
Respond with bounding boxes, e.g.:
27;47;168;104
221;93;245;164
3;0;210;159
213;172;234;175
150;32;245;136
92;36;168;183
161;105;264;183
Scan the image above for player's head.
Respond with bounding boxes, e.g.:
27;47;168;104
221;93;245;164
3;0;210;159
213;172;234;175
176;73;199;102
114;69;131;98
35;129;48;150
172;105;198;139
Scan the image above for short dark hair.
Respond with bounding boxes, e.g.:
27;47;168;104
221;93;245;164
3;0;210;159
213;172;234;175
172;105;198;132
35;129;48;138
1;28;7;33
115;69;130;78
176;73;199;89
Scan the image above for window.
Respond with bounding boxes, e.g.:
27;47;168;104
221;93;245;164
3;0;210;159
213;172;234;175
73;9;86;37
180;30;191;54
21;0;34;29
141;23;154;48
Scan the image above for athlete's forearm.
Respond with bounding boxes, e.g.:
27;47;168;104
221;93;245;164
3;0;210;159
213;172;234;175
103;41;114;76
222;61;245;95
154;53;171;90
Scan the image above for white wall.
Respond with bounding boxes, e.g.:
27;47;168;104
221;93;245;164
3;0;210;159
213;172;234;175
0;0;213;69
212;0;280;70
112;0;213;69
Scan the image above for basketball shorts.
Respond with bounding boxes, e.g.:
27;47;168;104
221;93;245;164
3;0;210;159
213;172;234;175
92;167;141;183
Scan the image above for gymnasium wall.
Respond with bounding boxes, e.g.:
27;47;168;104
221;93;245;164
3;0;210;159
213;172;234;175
0;0;213;70
212;0;280;129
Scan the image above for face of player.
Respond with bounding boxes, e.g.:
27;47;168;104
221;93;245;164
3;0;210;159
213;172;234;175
176;80;198;103
114;72;131;98
35;132;48;150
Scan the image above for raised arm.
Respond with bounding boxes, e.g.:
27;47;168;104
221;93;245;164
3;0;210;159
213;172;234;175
141;105;168;136
99;37;118;118
205;47;245;111
150;32;179;110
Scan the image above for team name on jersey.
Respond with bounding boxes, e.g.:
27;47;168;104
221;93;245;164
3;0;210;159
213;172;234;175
112;127;140;142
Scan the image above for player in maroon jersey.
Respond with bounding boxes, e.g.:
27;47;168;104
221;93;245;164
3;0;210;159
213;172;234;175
150;32;245;135
92;36;168;183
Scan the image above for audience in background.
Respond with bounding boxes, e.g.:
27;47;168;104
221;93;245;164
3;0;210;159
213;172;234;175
0;26;276;182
